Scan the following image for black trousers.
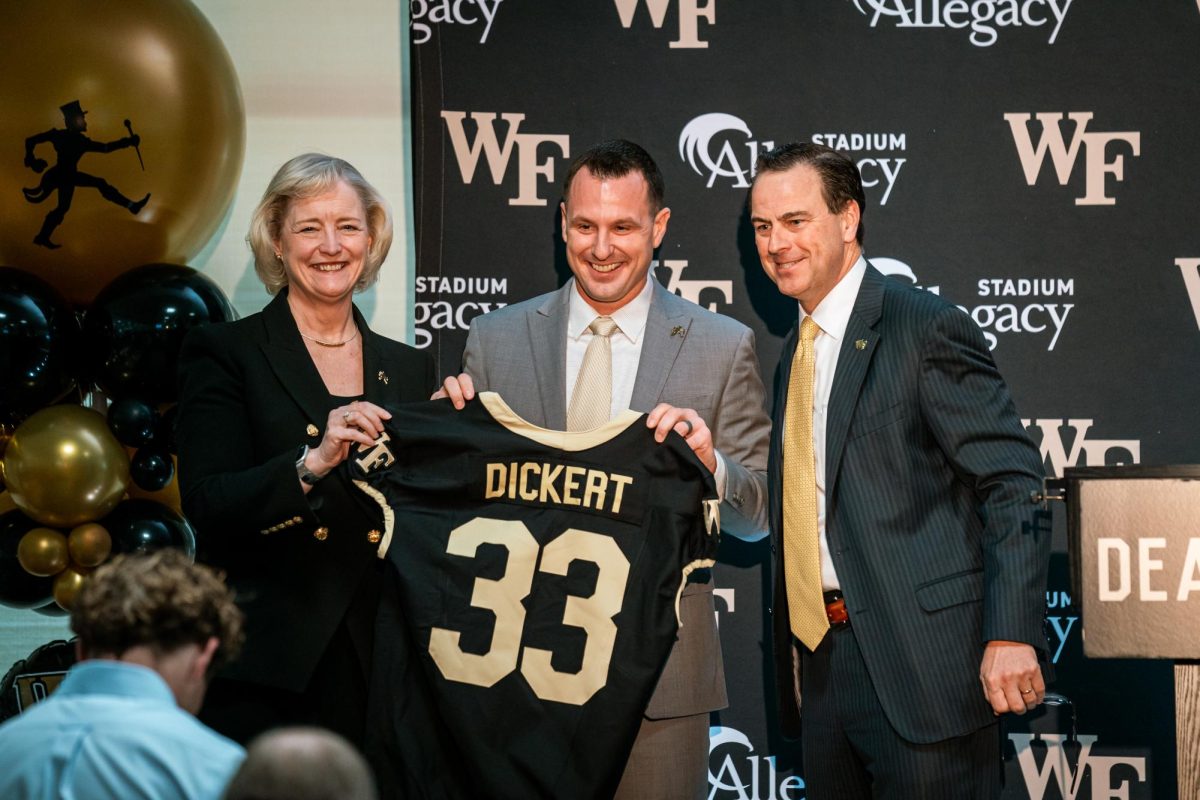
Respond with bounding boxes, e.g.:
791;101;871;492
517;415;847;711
799;624;1001;800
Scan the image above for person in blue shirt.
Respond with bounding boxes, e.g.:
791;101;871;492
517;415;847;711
0;549;247;800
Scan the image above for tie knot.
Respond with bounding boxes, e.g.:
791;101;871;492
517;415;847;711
589;316;619;338
800;315;819;342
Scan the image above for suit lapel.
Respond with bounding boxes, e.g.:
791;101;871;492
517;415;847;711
528;285;570;429
258;291;334;430
824;266;885;510
630;281;689;410
770;324;799;538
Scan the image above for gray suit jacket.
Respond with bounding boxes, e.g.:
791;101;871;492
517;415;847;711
769;264;1049;743
464;278;771;717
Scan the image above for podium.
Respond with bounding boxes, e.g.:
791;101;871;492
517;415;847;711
1061;465;1200;798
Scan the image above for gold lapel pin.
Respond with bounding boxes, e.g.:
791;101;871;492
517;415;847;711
855;339;868;350
306;424;319;437
670;326;685;338
377;370;389;384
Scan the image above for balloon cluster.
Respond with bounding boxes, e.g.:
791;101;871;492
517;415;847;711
0;406;197;610
0;264;231;610
0;0;245;612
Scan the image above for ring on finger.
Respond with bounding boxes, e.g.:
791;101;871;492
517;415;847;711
342;411;352;423
680;419;694;437
1020;688;1034;695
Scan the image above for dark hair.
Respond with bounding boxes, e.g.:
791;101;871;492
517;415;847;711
562;139;665;213
71;550;244;672
753;142;866;245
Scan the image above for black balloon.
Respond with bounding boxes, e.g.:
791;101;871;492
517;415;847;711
107;397;158;447
102;499;195;557
129;446;175;491
0;267;79;425
32;601;70;617
81;264;236;404
0;509;55;609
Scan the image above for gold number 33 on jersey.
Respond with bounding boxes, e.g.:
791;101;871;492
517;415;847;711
428;517;630;706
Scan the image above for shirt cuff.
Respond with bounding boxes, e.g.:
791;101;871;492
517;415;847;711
713;451;728;501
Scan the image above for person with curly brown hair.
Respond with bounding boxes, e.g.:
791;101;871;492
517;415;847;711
0;550;246;800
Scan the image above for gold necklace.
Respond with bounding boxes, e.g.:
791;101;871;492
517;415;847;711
298;327;360;348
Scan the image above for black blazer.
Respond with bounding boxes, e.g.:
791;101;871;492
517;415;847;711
177;290;434;692
769;265;1049;743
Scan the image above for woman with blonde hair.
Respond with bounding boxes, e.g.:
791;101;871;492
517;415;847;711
177;153;433;746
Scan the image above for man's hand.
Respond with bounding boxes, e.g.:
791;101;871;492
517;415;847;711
646;403;717;473
979;640;1044;715
431;373;475;409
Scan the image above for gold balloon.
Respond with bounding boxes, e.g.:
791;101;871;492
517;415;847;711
17;527;69;577
5;406;131;527
68;523;113;568
53;565;89;611
0;0;245;304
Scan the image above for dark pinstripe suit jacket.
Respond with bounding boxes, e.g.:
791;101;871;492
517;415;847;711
769;264;1049;744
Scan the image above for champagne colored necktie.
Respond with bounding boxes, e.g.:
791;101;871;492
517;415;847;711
783;316;829;650
567;316;619;431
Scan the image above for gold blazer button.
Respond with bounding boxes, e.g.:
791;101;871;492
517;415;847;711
306;424;319;437
367;530;382;544
313;527;329;541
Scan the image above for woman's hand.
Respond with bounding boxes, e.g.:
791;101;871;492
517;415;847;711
306;401;392;479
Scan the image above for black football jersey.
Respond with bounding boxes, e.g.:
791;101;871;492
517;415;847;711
348;392;719;800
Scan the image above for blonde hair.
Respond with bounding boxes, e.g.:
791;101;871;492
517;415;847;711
248;153;393;295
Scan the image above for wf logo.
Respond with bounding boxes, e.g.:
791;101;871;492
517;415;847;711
1022;419;1140;478
654;259;732;312
1004;112;1140;206
1176;258;1200;331
613;0;715;48
1009;733;1148;800
441;111;570;206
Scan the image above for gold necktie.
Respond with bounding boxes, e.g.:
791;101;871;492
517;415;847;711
783;316;828;650
567;316;619;431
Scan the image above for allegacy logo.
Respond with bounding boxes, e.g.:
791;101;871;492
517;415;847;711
875;257;1073;350
411;0;503;45
679;113;906;203
708;726;804;799
850;0;1074;47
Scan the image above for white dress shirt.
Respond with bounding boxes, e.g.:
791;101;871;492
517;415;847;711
566;278;729;498
794;256;868;591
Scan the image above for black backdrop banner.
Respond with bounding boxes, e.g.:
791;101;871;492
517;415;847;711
411;2;1200;797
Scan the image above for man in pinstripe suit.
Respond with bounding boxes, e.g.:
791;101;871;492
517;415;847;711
750;142;1050;798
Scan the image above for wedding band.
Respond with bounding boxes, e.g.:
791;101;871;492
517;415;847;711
1021;688;1034;694
681;419;694;436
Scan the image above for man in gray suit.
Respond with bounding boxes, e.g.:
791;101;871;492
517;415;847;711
751;142;1050;798
437;139;771;799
